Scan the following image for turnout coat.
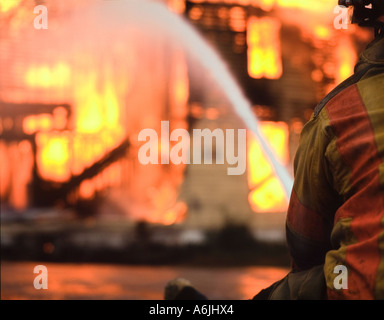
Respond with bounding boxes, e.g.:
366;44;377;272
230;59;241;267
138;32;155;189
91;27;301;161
257;34;384;300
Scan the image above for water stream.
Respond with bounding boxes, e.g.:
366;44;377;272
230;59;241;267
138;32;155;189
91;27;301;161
100;0;294;198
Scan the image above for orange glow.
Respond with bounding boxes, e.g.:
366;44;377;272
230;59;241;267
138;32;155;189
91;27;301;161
36;132;71;182
275;0;334;11
21;53;125;201
23;114;53;135
314;25;332;40
167;0;186;14
6;141;34;210
25;63;71;89
78;163;122;199
247;17;282;79
74;71;123;137
162;202;188;226
0;142;10;197
248;177;287;212
247;122;289;212
0;0;20;13
23;116;38;135
170;50;190;117
189;6;203;20
335;38;357;85
229;6;246;32
52;107;68;130
237;267;290;299
79;180;95;199
61;65;125;180
258;0;275;12
188;0;335;12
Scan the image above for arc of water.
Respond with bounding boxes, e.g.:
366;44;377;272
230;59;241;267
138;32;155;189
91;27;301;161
152;3;294;199
101;0;294;199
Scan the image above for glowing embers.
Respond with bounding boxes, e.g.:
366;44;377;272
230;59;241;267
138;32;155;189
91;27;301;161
247;121;289;212
247;16;282;80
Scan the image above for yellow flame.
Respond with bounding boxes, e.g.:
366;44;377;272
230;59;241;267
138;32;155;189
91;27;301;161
188;0;335;12
23;114;53;135
25;60;124;185
247;17;282;79
247;122;289;212
25;63;71;88
74;71;123;136
36;132;71;182
0;0;20;13
248;177;287;211
335;38;357;84
162;202;187;225
275;0;334;11
314;25;332;40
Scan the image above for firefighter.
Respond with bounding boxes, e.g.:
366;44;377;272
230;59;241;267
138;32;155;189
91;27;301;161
253;0;384;300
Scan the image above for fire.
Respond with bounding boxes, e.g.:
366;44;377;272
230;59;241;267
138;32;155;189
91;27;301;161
229;6;247;32
162;201;188;226
169;50;190;117
247;17;282;79
36;132;71;182
0;0;20;13
23;60;125;187
274;0;335;11
314;25;332;40
167;0;186;14
23;114;52;135
25;63;71;89
247;121;289;212
188;0;336;12
335;38;357;85
1;0;363;226
73;72;122;135
16;14;187;225
79;162;122;199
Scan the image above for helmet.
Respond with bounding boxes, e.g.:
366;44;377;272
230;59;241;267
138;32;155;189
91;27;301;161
339;0;384;26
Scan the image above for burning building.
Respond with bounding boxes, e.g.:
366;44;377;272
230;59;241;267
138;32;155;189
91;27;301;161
0;0;373;236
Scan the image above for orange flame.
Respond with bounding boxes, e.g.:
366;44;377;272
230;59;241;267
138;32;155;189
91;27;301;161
36;132;71;182
247;16;282;79
5;0;361;225
0;0;20;13
335;38;357;84
247;122;289;212
25;63;71;89
23;61;124;184
188;0;335;12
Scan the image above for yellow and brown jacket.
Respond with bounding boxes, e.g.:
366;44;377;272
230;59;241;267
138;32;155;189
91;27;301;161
285;34;384;300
